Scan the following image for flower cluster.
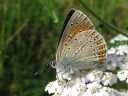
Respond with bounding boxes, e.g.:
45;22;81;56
45;34;128;96
110;34;128;43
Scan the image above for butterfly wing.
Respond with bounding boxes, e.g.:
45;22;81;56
56;9;95;63
61;30;107;71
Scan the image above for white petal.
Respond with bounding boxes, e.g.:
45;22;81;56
117;70;128;81
71;83;86;96
118;56;128;70
61;86;73;96
86;71;103;83
102;72;117;86
110;34;128;43
87;82;102;89
99;87;122;96
126;79;128;83
45;81;58;94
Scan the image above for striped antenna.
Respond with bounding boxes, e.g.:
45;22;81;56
34;63;50;76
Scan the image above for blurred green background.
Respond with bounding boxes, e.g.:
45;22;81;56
0;0;128;96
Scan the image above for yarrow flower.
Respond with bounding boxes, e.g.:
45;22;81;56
103;54;119;70
118;56;128;70
82;83;102;96
110;34;128;43
101;72;117;86
45;80;65;94
86;70;103;83
117;70;128;81
108;45;128;56
45;34;128;96
99;87;123;96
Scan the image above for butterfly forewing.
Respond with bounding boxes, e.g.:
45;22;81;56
56;9;95;63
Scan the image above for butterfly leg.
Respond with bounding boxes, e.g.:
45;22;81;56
61;71;67;79
56;71;61;79
56;70;65;80
57;70;68;80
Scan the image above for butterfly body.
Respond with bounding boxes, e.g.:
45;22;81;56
51;9;107;79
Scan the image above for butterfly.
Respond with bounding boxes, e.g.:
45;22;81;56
51;9;107;79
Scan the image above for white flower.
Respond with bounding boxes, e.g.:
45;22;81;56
61;87;71;96
108;45;128;56
70;83;86;96
82;83;102;96
121;90;128;96
87;82;102;89
117;70;128;81
86;71;103;83
45;80;66;94
53;93;61;96
110;34;128;43
74;78;83;84
104;54;118;70
126;79;128;83
102;72;117;86
78;70;88;83
82;83;104;96
99;87;122;96
118;56;128;70
82;91;99;96
108;47;116;54
116;45;128;55
45;81;58;94
45;43;128;96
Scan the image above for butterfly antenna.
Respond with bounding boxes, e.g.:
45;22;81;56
34;63;50;76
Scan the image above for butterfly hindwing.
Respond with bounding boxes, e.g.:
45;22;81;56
60;30;107;71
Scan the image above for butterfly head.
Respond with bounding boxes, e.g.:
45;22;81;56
51;60;71;73
50;60;57;68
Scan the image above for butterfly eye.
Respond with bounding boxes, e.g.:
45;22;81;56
50;60;56;68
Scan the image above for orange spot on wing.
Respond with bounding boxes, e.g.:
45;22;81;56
71;28;79;36
61;25;80;51
99;48;104;54
65;37;71;44
98;43;104;49
96;39;105;63
99;56;104;62
80;21;93;31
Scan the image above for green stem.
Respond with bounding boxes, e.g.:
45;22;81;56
79;0;128;37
